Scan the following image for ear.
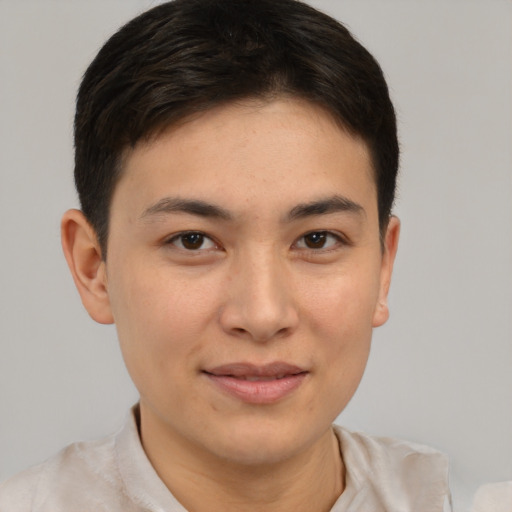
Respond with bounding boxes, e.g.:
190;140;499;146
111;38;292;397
372;215;400;327
61;209;114;324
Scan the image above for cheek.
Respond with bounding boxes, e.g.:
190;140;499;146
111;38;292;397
300;267;379;404
302;265;381;341
107;263;219;385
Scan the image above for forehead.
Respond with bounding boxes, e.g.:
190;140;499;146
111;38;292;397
113;97;377;221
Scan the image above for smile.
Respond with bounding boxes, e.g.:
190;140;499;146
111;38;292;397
238;375;289;381
202;362;308;404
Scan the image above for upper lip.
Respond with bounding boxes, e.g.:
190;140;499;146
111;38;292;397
203;362;307;378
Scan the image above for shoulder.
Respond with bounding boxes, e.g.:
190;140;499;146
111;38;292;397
334;425;451;510
0;434;131;512
0;462;43;512
334;424;450;472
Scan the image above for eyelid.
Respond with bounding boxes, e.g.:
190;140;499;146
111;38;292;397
162;229;348;253
165;230;220;251
293;230;348;250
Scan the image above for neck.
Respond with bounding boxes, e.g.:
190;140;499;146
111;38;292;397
139;407;344;512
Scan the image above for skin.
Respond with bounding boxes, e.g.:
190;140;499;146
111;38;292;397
62;97;400;512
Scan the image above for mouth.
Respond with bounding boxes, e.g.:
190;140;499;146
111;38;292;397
228;374;295;381
202;362;308;404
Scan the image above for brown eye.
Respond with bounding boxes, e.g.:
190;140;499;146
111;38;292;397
181;233;204;250
295;231;341;250
170;232;216;251
304;232;328;249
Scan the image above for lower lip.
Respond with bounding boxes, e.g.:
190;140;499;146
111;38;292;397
204;373;307;404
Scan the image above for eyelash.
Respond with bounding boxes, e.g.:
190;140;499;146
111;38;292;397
165;230;347;253
294;231;346;251
165;231;219;251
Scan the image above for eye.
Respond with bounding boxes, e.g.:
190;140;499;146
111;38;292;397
167;231;217;251
295;231;342;250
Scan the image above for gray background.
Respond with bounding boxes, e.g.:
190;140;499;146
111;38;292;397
1;1;511;511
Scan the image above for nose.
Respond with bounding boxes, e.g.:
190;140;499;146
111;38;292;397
219;250;299;343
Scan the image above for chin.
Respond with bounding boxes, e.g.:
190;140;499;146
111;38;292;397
205;417;322;467
216;440;298;467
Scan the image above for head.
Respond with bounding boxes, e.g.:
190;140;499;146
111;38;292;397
74;0;398;257
63;0;400;470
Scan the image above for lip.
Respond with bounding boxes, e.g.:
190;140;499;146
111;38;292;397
202;362;308;404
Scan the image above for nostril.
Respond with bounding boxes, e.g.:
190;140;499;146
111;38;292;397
219;297;299;342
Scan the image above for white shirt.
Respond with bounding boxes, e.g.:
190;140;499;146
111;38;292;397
0;405;451;511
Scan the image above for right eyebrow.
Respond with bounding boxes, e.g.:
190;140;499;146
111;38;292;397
140;197;233;221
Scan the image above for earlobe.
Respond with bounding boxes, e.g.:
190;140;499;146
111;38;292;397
372;215;400;327
61;209;114;324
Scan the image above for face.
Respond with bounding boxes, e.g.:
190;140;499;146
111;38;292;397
70;98;398;467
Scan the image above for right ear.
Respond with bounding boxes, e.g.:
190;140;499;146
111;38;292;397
61;209;114;324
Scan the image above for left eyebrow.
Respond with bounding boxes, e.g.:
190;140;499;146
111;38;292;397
285;195;365;222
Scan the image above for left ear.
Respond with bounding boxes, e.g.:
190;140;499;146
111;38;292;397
372;215;400;327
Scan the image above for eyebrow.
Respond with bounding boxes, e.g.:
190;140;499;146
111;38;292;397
286;195;365;221
140;194;364;223
141;197;233;221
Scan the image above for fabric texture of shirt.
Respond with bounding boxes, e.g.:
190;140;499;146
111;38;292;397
0;405;451;511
